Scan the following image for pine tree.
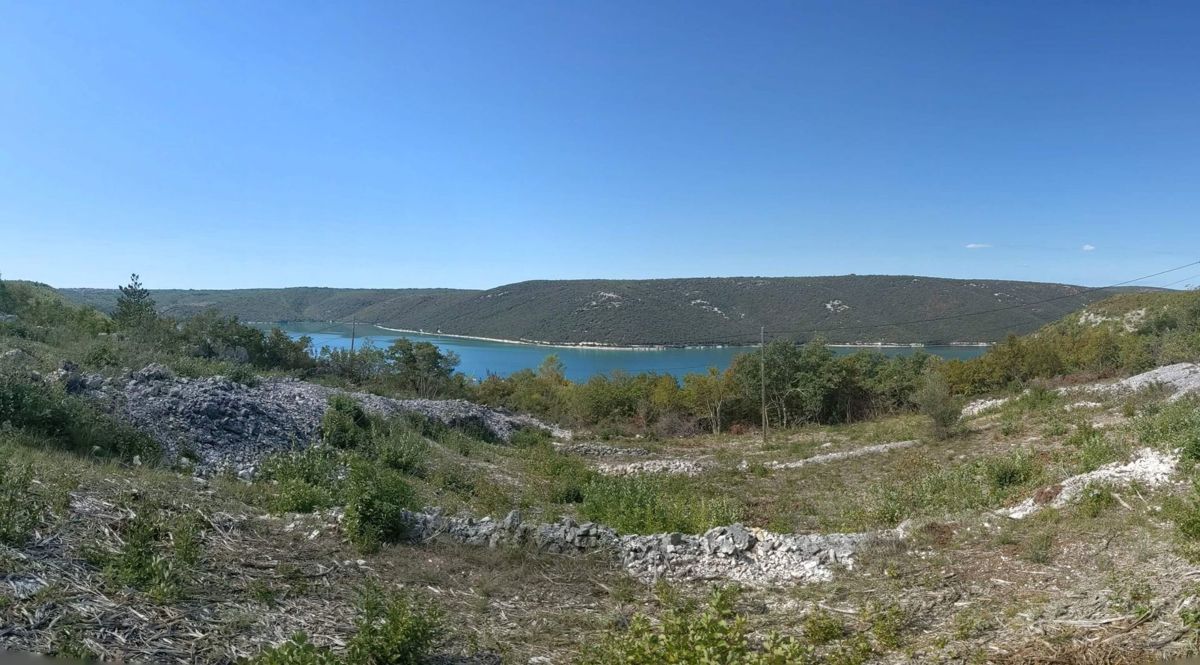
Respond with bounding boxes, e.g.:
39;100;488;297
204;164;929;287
114;273;157;329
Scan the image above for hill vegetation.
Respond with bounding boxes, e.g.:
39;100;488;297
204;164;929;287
59;275;1143;346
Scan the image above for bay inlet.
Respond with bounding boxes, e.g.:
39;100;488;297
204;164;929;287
272;323;989;382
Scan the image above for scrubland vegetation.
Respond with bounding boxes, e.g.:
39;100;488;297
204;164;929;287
3;275;1200;663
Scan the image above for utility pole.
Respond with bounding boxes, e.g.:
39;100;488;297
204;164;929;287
760;326;767;444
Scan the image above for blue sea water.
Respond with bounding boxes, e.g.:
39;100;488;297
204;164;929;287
272;323;988;383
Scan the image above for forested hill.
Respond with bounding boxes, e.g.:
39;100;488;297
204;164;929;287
59;276;1146;346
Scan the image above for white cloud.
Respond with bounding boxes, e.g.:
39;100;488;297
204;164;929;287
965;243;991;249
1082;244;1096;252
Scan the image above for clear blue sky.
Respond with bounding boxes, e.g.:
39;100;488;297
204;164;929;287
1;1;1198;290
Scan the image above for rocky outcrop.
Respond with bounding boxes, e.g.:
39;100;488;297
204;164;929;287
62;364;566;475
402;509;885;587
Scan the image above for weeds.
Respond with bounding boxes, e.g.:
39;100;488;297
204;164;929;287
343;461;417;553
581;475;740;534
582;586;813;664
246;587;443;665
0;456;40;546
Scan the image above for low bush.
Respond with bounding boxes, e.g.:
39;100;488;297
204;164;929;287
0;456;40;546
97;509;203;601
343;462;417;553
245;588;443;665
373;427;429;477
1068;423;1123;473
1076;483;1117;518
0;377;159;462
582;586;812;665
984;450;1038;490
321;395;372;450
914;371;960;440
580;475;740;534
258;447;347;514
346;585;444;664
1136;397;1200;460
245;633;338;665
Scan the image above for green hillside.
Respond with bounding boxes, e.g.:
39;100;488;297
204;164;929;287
58;276;1148;346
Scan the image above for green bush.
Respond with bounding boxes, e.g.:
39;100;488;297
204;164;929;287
523;445;595;504
0;377;159;462
984;450;1037;490
245;633;338;665
1076;483;1117;518
509;427;552;448
372;426;429;477
914;371;960;440
1068;423;1123;473
343;462;417;553
581;475;740;534
246;590;443;665
258;447;347;513
1136;398;1200;460
346;586;444;665
99;510;202;601
582;586;812;665
0;457;40;546
321;395;372;450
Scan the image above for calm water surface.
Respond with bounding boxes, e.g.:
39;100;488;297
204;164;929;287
273;323;988;382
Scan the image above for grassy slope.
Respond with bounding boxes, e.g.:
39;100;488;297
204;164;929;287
59;275;1142;345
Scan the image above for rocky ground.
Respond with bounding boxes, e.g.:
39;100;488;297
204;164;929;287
5;361;1200;662
55;363;566;476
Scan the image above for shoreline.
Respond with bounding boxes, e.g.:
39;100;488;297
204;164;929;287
277;322;995;352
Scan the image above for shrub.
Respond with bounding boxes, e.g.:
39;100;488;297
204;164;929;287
581;476;740;534
343;462;417;553
99;510;202;601
1069;423;1122;473
523;445;594;504
802;610;846;645
346;586;444;665
1022;530;1055;564
582;586;812;665
1136;398;1200;460
914;371;960;440
0;457;39;546
0;378;159;462
258;447;347;513
509;427;551;448
246;590;444;665
373;427;429;477
245;633;338;665
321;395;371;450
1076;483;1117;518
984;451;1037;490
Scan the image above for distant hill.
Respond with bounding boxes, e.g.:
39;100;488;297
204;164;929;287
58;276;1153;346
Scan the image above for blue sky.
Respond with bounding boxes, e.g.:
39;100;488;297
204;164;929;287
1;1;1198;290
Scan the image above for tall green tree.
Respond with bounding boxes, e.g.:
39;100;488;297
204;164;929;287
114;273;157;329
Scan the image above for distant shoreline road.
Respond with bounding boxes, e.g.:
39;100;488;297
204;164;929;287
273;322;996;352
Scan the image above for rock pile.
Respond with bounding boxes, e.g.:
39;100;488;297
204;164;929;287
596;459;710;477
60;364;564;475
402;509;884;587
557;442;651;457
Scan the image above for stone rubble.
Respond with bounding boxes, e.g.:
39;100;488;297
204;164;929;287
761;440;919;471
556;442;652;457
58;363;566;475
596;459;710;477
998;447;1180;520
962;397;1009;417
402;509;885;587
